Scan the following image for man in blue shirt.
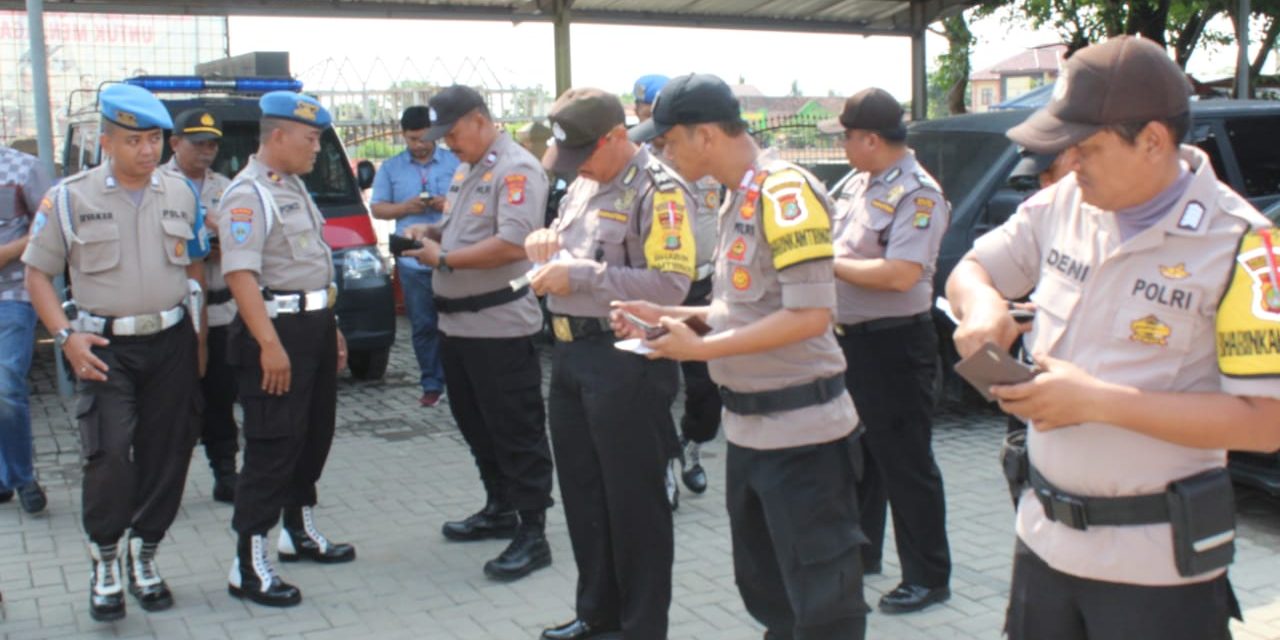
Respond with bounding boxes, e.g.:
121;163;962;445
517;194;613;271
371;106;460;407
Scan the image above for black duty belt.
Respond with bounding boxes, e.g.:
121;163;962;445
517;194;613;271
1029;464;1170;531
550;315;612;342
836;312;932;337
434;285;529;314
720;374;845;416
206;289;233;305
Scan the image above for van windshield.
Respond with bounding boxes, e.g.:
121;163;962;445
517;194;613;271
163;121;360;210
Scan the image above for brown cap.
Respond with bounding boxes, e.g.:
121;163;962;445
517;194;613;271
543;87;625;174
817;87;906;140
1008;36;1191;154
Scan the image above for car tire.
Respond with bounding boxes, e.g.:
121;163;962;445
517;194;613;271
348;347;390;381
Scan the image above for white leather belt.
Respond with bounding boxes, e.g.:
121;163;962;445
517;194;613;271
73;304;186;336
265;286;333;318
695;263;714;281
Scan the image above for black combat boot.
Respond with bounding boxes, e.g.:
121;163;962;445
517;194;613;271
278;506;356;564
442;496;519;542
210;458;237;504
228;534;301;607
88;540;126;621
483;510;552;581
126;537;173;611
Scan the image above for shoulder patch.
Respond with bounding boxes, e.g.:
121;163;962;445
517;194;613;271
644;188;697;279
761;169;834;270
647;161;679;193
1217;227;1280;377
505;174;528;205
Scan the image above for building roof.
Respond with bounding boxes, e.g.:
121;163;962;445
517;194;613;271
971;44;1066;81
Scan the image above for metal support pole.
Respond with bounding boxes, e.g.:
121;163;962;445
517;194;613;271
1235;0;1251;99
910;1;927;121
553;0;572;96
25;0;73;396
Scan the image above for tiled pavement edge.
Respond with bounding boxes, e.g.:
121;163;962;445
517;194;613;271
3;318;1280;639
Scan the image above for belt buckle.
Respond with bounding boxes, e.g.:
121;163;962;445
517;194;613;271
552;316;573;342
134;314;160;335
1041;490;1088;530
834;325;846;337
326;283;338;309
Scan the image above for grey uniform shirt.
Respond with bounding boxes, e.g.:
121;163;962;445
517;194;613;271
162;157;235;326
831;151;949;324
969;146;1278;585
547;146;696;318
708;149;858;450
0;148;50;302
434;133;546;338
22;163;199;317
217;155;333;292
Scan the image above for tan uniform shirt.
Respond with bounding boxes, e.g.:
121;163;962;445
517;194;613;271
708;149;858;450
162;157;235;326
832;152;949;324
969;146;1278;586
22;163;199;317
434;133;546;338
546;146;695;318
217;156;334;292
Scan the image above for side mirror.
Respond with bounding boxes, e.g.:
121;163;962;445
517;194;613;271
356;160;375;190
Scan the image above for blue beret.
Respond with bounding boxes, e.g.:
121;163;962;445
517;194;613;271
100;83;172;131
633;75;670;105
259;91;332;128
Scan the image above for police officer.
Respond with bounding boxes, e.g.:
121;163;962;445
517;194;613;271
400;85;554;581
22;84;208;621
818;88;952;613
162;109;238;503
217;91;354;608
946;36;1280;639
622;73;869;639
525;87;695;640
634;73;722;503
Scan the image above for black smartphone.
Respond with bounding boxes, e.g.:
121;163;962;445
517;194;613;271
389;233;423;257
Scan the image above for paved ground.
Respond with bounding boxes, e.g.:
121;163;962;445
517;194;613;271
4;317;1280;640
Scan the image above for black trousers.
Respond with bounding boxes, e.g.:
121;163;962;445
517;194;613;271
78;320;200;544
727;433;870;639
228;310;337;536
549;337;676;639
200;324;240;465
678;277;721;445
440;334;553;512
838;319;951;588
1006;540;1240;640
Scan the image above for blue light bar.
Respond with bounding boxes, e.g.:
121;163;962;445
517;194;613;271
124;76;303;95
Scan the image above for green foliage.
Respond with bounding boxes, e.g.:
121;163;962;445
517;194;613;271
355;139;399;160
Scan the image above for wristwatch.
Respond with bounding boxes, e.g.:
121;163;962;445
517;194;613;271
55;327;75;349
437;251;454;273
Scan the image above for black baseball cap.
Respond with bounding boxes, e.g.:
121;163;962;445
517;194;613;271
628;73;743;143
817;88;906;140
423;85;487;141
543;88;625;174
173;109;222;141
1008;36;1192;154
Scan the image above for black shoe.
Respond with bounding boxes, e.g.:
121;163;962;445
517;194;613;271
211;460;237;504
541;618;622;640
126;538;173;611
228;534;301;608
278;507;356;564
878;583;950;614
483;527;552;581
442;501;518;541
0;488;13;504
89;542;126;622
17;481;46;514
680;439;708;494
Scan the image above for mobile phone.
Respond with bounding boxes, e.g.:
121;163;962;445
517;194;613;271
388;233;423;257
953;342;1038;402
622;311;666;340
1009;308;1035;324
419;191;431;201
